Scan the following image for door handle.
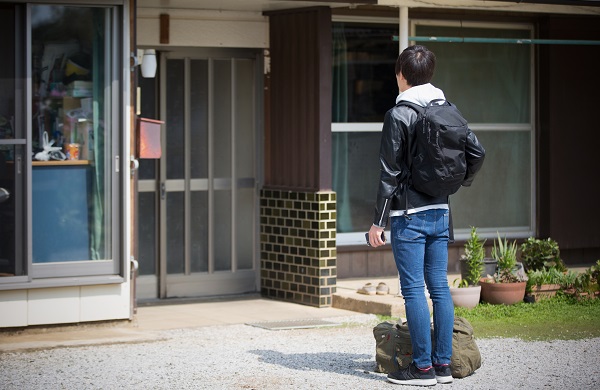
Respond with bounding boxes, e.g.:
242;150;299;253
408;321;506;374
161;182;166;200
0;188;9;203
130;156;139;177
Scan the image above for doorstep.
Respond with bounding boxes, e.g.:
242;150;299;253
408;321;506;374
333;277;407;317
333;273;462;317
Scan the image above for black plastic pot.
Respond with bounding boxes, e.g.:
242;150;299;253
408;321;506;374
460;257;497;280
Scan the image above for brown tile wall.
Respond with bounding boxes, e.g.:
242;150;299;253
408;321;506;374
337;244;465;279
260;189;337;307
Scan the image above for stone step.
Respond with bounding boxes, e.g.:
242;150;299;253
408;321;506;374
332;292;406;317
333;276;443;318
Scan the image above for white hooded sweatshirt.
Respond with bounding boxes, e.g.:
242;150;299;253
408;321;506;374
395;83;445;107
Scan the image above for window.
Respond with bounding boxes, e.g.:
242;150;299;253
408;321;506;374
0;3;121;285
0;3;25;280
30;5;119;277
413;21;533;240
332;19;534;244
332;20;399;241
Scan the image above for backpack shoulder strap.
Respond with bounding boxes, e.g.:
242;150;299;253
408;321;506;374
395;100;424;114
394;100;424;220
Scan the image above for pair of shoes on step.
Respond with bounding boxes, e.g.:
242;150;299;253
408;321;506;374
387;362;453;386
357;282;389;295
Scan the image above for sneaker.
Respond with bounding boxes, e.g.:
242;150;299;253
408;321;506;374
357;283;376;295
376;282;389;295
387;362;437;386
434;364;453;384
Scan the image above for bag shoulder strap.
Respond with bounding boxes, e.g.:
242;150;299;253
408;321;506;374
394;101;423;220
395;100;424;114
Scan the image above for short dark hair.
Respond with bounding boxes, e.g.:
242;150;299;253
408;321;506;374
394;45;436;86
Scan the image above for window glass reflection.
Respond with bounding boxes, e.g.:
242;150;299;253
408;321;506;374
0;4;22;277
31;6;112;262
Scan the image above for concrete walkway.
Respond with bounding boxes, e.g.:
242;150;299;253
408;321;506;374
0;294;355;353
0;272;461;353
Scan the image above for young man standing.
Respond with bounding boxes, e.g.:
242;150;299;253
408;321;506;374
368;45;485;386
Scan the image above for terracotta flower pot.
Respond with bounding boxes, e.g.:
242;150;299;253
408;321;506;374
450;285;481;308
480;281;526;305
530;284;561;301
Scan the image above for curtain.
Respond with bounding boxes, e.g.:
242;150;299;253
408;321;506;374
90;8;106;260
332;24;354;232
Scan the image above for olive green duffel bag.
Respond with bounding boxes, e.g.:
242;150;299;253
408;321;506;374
373;316;482;378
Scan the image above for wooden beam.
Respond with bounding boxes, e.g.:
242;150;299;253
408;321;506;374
160;14;169;44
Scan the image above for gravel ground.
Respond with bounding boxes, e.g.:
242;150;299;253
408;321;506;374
1;314;598;390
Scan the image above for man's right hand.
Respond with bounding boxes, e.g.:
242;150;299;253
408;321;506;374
368;225;386;247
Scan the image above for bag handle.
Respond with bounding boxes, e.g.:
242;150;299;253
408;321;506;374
426;98;448;107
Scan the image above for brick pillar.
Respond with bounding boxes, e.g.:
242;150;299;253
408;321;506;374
260;189;337;307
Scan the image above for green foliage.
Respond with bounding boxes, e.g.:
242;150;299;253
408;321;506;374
569;260;600;297
454;294;600;340
491;233;522;283
559;270;580;290
526;267;565;292
520;237;566;272
460;227;485;286
383;262;600;341
453;278;470;288
525;263;600;297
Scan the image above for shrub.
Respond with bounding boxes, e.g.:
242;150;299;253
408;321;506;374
520;237;566;272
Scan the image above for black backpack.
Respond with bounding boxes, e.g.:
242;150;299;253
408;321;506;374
397;99;469;198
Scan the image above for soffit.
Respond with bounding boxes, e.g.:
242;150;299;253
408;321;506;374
137;0;599;15
377;0;600;15
137;0;364;12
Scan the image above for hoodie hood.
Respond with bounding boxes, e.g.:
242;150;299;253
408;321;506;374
395;83;445;107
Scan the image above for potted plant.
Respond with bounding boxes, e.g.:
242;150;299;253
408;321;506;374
564;260;600;300
458;227;492;280
480;233;527;305
450;227;484;308
526;267;564;301
520;237;566;272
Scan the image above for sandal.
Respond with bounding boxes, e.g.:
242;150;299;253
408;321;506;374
376;282;390;295
357;283;376;295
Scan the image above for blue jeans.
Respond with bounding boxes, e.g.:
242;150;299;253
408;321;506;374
390;209;454;369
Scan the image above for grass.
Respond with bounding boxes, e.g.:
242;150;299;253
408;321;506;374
379;294;600;341
455;294;600;340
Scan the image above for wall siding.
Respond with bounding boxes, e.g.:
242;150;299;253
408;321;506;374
538;15;600;264
265;7;332;191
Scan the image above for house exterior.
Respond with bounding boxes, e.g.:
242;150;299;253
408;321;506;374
1;0;599;328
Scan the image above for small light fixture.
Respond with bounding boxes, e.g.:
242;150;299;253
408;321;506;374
141;49;157;78
131;49;157;78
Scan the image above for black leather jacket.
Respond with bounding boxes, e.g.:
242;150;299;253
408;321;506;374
373;104;486;228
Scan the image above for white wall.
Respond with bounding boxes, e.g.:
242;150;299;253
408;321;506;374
0;283;130;328
137;9;268;48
